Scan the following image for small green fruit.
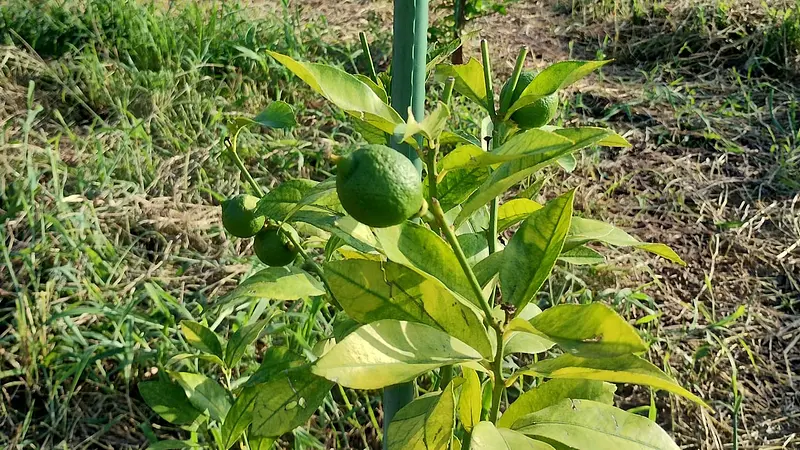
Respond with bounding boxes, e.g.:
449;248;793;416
334;145;424;228
253;225;300;266
502;71;559;129
222;194;265;238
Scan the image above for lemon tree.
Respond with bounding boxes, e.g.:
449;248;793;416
138;10;703;450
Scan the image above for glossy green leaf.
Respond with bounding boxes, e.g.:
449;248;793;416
254;101;296;129
435;58;487;107
215;267;326;316
439;130;481;147
454;130;600;226
473;250;504;288
566;217;685;265
559;246;605;265
505;61;611;117
497;379;615;428
354;74;389;103
268;52;402;133
138;380;204;425
458;367;481;432
387;381;457;450
247;436;275;450
220;387;257;449
529;303;647;357
503;325;555;356
312;320;482;389
374;222;480;305
224;319;269;368
352;116;390;144
515;354;707;406
323;259;492;358
556;154;577;173
397;102;451;144
293;210;377;252
471;421;556;450
433;165;491;213
250;366;333;437
457;232;491;266
500;191;574;310
513;399;680;450
171;372;231;422
551;127;630;148
180;320;223;359
498;198;543;232
256;179;318;220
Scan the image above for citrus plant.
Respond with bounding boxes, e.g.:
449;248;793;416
138;22;706;450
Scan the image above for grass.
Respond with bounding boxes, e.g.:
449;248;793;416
1;0;799;448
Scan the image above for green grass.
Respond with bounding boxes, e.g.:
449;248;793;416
1;0;799;448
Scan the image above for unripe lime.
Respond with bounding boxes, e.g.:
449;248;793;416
222;194;265;238
334;145;424;228
253;225;300;266
502;71;559;129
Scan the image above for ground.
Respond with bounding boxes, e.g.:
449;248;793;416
1;0;798;448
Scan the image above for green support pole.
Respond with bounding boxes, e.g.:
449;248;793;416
384;1;428;448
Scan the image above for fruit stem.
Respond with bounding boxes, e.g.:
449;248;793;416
227;130;264;197
480;40;496;119
499;46;528;115
359;32;378;83
430;198;501;332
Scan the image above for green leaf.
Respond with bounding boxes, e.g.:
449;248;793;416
171;372;232;422
250;366;334;437
515;354;708;407
225;319;269;368
458;367;481;432
254;101;296;129
529;303;648;357
374;222;480;305
497;379;616;429
503;325;555;356
559;246;605;265
167;352;225;368
441;130;575;171
354;74;389;103
556;154;577;173
506;61;611;117
351;117;390;144
513;399;681;450
138;380;204;425
551;127;630;148
388;382;457;450
454;131;598;226
457;232;491;266
220;387;257;449
432;165;490;213
323;259;492;357
397;102;451;144
147;440;201;450
498;199;542;232
180;321;224;359
439;130;481;147
247;436;275;450
246;346;302;386
293;210;377;252
471;421;555;450
283;177;339;220
566;218;685;265
312;320;482;389
473;250;504;288
256;179;318;220
215;267;326;317
268;52;402;133
500;191;574;310
435;58;487;108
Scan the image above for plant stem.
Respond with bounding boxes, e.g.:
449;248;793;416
359;32;378;83
489;326;505;422
227;132;263;197
430;199;499;329
480;40;496;119
499;47;528;115
486;132;499;255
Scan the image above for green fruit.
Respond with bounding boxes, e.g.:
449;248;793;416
502;71;559;129
253;225;300;266
222;194;265;238
335;145;424;228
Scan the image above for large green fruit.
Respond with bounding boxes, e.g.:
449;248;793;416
222;194;265;238
253;225;300;266
501;71;559;129
334;145;424;228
